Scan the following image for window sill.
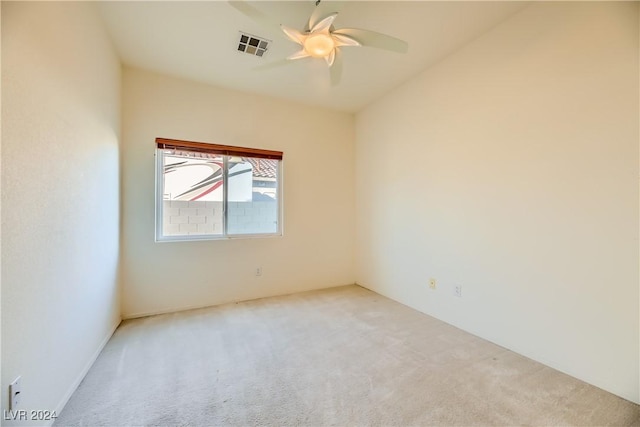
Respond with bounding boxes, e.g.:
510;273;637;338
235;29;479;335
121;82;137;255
155;232;283;243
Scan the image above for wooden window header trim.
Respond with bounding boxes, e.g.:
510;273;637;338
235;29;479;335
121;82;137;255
156;138;283;160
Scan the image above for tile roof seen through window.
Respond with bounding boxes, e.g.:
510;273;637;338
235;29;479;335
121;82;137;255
246;158;277;179
163;150;277;179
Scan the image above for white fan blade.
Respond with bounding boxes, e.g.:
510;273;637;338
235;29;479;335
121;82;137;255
308;1;343;31
329;48;343;86
310;12;338;34
325;49;336;67
331;33;360;48
228;1;282;35
332;28;408;53
288;49;311;60
281;25;305;45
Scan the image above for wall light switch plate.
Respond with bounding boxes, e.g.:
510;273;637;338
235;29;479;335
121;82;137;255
10;376;21;410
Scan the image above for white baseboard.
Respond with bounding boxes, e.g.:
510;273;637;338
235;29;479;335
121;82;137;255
123;283;356;320
51;318;121;426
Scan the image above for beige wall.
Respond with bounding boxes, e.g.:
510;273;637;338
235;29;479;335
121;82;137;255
355;2;639;403
121;68;355;318
1;2;121;424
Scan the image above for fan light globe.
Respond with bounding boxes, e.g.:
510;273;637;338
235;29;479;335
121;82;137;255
303;33;335;58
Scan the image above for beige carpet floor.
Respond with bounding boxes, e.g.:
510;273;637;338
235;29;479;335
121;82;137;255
56;285;640;426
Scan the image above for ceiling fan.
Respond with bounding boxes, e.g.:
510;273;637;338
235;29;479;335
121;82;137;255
229;0;409;85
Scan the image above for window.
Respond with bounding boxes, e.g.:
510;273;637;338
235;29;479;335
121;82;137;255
155;138;282;241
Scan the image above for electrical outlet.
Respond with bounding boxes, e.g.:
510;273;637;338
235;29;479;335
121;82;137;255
255;267;262;276
429;278;436;289
10;376;21;410
454;285;462;298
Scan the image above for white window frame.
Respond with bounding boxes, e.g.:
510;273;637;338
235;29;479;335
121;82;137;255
154;138;283;242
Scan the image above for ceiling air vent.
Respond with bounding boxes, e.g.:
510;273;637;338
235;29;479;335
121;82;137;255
237;32;270;57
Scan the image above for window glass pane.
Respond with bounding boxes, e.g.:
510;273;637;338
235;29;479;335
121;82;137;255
161;150;224;237
226;156;279;235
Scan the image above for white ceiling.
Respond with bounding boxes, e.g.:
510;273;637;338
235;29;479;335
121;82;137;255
98;1;529;113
